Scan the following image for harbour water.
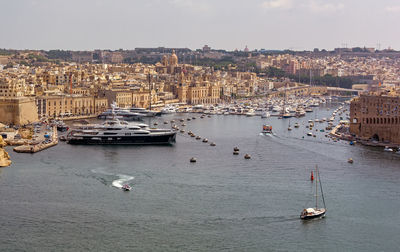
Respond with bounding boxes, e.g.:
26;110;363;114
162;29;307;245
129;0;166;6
1;102;400;251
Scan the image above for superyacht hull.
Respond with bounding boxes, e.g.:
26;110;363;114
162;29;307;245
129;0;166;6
67;133;176;145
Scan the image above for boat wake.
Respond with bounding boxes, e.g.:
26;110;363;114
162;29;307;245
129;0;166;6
90;168;134;189
111;174;135;189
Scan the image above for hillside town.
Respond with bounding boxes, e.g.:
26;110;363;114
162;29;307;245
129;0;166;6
1;46;400;124
0;46;399;163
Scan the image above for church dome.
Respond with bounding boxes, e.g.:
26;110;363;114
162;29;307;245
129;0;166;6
169;50;178;66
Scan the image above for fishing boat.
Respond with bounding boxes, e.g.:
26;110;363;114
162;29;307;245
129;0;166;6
300;165;326;220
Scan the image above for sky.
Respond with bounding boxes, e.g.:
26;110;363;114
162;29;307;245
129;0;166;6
1;0;400;51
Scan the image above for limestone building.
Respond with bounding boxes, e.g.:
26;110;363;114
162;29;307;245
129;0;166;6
36;95;108;118
350;92;400;144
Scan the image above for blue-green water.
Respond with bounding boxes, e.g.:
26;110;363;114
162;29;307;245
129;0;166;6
1;103;400;251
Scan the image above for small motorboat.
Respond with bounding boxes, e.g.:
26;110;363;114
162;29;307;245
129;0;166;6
384;146;393;152
122;184;131;191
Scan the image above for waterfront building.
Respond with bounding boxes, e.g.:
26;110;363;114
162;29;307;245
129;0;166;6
36;95;107;119
350;92;400;144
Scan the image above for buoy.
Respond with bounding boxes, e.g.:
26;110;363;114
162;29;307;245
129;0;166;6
233;150;239;155
190;157;197;163
244;154;251;159
311;171;314;181
233;147;239;151
210;142;216;146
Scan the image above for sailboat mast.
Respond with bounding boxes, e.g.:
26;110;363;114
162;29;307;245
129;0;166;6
315;165;318;209
318;167;326;209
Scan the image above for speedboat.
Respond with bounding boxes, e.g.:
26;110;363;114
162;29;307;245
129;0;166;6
122;184;131;191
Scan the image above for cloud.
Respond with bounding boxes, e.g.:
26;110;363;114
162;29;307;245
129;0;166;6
261;0;293;10
306;0;344;12
385;5;400;13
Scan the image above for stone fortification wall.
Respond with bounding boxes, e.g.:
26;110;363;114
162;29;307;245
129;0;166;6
0;97;38;125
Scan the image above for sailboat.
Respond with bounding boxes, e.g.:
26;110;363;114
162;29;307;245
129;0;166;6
288;119;292;131
300;165;326;220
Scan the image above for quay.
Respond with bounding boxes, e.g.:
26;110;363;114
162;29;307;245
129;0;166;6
13;126;58;153
330;123;399;148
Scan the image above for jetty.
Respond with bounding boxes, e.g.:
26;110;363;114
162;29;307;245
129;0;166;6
13;126;58;153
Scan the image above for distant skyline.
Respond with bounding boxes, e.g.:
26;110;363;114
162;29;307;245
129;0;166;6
1;0;400;51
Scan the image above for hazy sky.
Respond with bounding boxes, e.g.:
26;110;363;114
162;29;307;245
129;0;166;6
1;0;400;51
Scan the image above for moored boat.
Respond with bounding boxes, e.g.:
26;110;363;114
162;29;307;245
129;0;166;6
68;107;176;145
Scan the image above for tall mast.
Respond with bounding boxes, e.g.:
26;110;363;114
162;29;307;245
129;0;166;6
318;167;326;209
315;165;318;209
